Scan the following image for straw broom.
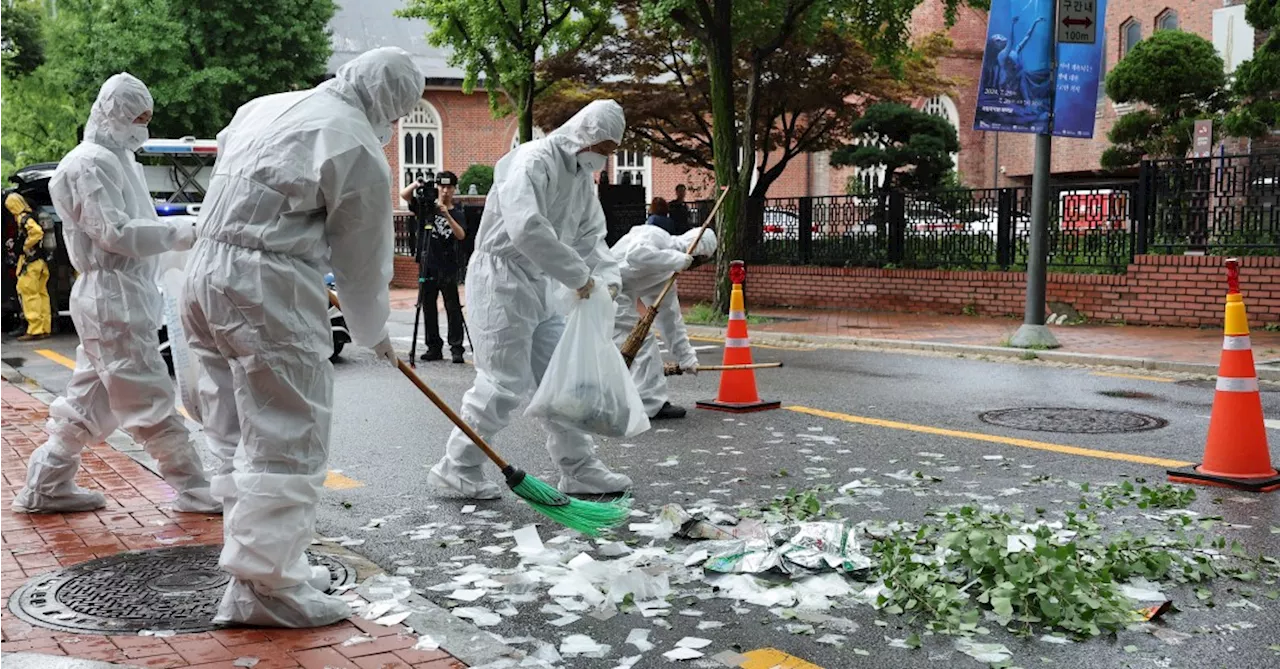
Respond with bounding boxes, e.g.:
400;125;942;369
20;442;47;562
620;186;731;368
328;291;630;536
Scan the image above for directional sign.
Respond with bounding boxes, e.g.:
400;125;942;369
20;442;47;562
1058;0;1098;44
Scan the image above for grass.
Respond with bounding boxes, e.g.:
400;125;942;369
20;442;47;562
685;303;774;327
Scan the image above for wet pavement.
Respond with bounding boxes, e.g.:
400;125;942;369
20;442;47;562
4;307;1279;668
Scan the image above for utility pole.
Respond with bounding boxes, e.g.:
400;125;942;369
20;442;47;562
1010;0;1062;350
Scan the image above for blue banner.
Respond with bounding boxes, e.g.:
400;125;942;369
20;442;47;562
1052;0;1108;138
973;0;1107;138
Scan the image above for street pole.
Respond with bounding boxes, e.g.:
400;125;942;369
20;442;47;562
1011;1;1062;350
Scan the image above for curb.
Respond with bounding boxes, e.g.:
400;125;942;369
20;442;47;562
685;325;1280;382
0;363;525;669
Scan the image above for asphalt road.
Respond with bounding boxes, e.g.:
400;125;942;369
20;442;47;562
6;311;1279;669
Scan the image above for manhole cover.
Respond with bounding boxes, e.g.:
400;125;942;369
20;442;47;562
7;545;355;634
978;407;1167;433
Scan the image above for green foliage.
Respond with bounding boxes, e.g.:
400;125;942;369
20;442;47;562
1;65;82;181
45;0;336;141
1224;0;1280;138
458;164;495;196
1;0;46;77
831;102;959;191
872;502;1273;637
397;0;614;143
1103;30;1228;168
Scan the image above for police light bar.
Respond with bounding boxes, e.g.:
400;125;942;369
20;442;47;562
139;137;218;155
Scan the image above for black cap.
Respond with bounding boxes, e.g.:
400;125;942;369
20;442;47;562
436;171;458;186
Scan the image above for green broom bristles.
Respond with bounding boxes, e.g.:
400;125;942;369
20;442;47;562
503;466;631;536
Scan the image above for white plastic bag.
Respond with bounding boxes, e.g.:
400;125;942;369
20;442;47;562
526;282;650;438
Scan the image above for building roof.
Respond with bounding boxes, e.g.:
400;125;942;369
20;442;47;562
327;0;469;86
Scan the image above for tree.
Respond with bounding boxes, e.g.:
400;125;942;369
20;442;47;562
1223;0;1280;138
538;10;951;199
1;65;81;181
459;164;495;195
620;0;980;311
397;0;614;144
830;101;958;192
1;0;46;77
1101;30;1228;168
46;0;336;140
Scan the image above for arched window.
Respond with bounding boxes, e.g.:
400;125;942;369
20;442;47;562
510;126;546;151
1157;9;1179;31
921;94;960;172
1121;18;1142;57
613;150;651;200
400;100;441;193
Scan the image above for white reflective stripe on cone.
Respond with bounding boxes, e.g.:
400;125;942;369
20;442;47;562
1222;335;1252;351
725;337;751;348
729;310;747;321
1216;376;1260;393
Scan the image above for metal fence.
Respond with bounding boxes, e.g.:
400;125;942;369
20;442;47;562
745;184;1138;272
1138;152;1280;256
393;152;1278;272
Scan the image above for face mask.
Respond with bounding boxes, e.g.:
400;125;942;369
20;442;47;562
577;152;607;173
124;124;149;151
375;124;392;146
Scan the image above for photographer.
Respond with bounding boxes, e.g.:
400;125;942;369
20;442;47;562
399;171;466;363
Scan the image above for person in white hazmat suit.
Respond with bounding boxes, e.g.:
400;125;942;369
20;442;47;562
12;74;218;515
180;47;423;627
428;100;633;500
611;225;717;420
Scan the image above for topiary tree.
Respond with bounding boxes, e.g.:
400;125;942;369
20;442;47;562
1101;30;1228;168
830;102;959;192
459;164;495;195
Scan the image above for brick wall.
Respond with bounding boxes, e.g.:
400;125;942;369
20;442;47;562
677;255;1280;328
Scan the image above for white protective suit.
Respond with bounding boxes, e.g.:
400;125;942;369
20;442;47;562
428;100;632;500
611;226;717;417
180;47;424;627
13;73;216;515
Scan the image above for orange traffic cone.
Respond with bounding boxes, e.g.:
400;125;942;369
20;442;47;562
697;261;781;413
1168;259;1279;492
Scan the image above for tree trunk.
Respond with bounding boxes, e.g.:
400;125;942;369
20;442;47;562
519;71;536;144
707;5;739;314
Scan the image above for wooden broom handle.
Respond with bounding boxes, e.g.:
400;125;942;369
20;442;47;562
328;291;509;470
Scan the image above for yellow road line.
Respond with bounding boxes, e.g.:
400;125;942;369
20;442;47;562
1091;371;1176;383
35;348;76;369
324;470;364;490
740;649;824;668
787;405;1193;468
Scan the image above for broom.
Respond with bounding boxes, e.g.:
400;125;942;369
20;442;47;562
328;291;630;536
664;362;783;376
620;186;731;368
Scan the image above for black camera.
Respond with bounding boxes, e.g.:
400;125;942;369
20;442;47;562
412;176;439;214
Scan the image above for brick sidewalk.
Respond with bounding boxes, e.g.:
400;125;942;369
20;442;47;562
1;380;466;669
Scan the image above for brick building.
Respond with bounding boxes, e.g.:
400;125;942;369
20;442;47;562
951;0;1260;188
333;0;1263;209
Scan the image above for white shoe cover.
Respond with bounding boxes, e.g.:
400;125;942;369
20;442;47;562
427;460;502;500
213;577;350;628
171;486;222;514
557;457;632;495
13;439;107;513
